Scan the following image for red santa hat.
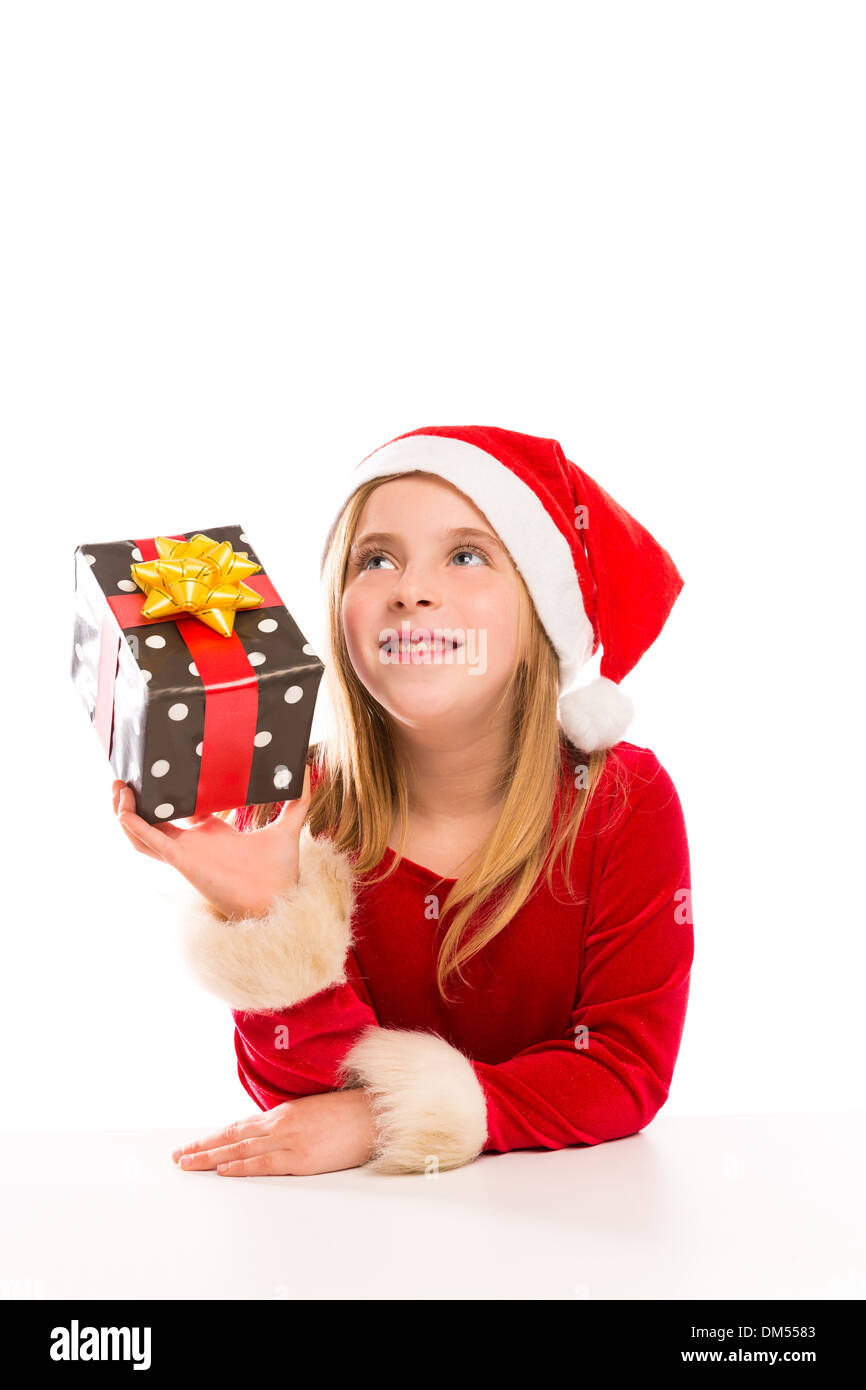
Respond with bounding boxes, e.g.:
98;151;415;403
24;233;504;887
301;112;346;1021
320;424;684;753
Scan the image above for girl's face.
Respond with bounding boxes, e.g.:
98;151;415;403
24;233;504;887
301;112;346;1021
341;474;523;737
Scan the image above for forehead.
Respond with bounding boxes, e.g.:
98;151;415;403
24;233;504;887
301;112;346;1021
355;472;494;531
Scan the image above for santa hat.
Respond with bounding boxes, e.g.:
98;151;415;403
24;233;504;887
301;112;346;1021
320;424;684;753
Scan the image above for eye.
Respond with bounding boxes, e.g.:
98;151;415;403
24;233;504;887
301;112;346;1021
351;541;491;571
451;545;488;566
352;549;396;571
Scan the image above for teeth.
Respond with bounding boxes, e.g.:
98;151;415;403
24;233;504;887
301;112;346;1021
390;639;456;651
380;636;460;653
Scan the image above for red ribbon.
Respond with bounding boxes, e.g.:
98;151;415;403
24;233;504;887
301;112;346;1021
93;533;285;816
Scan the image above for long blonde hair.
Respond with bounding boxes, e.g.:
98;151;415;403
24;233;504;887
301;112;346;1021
235;472;632;1003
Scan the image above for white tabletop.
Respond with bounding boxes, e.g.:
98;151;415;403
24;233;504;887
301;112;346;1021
1;1111;863;1300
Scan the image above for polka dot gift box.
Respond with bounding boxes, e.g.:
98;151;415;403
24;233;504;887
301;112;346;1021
70;525;324;824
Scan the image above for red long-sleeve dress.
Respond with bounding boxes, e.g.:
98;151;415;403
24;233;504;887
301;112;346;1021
215;740;693;1164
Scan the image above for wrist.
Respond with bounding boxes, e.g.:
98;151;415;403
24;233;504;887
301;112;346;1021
345;1086;379;1164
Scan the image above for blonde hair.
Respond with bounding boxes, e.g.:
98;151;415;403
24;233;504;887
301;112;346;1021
234;472;632;1003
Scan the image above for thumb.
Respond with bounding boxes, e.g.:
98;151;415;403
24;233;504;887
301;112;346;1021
274;763;313;828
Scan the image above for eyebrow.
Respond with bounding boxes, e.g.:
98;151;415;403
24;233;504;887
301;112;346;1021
351;526;504;552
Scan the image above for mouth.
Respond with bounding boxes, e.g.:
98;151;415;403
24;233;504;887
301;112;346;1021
379;631;462;654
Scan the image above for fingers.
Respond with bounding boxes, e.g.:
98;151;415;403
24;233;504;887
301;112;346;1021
121;815;180;859
176;1144;293;1176
113;784;163;860
117;786;183;838
172;1114;268;1164
118;817;164;862
117;805;183;862
113;780;228;872
174;1133;293;1174
114;784;139;820
192;1149;292;1176
274;764;313;827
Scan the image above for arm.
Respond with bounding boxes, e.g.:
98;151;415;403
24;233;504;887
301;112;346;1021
178;757;692;1172
473;757;692;1151
335;757;693;1161
176;823;378;1100
176;823;487;1173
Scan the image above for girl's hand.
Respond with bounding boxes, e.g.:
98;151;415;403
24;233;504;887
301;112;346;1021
171;1090;378;1177
111;766;313;920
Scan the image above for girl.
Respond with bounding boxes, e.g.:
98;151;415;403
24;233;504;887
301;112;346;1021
114;423;692;1178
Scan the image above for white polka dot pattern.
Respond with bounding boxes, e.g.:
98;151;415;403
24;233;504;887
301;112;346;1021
71;525;324;824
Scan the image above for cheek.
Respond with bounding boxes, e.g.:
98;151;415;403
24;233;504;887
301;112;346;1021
457;581;522;667
484;615;522;674
341;589;371;662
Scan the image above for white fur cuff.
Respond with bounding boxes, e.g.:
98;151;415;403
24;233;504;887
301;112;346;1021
176;825;358;1013
337;1027;489;1174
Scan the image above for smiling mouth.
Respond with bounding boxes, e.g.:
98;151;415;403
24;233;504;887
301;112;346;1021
379;635;462;653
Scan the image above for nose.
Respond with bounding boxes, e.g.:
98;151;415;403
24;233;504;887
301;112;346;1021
387;564;439;613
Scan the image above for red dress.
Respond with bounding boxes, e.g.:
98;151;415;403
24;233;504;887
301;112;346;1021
228;740;693;1157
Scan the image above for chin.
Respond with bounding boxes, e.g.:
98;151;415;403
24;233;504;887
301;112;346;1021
372;687;473;725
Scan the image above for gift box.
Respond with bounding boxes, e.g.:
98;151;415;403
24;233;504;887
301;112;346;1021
71;525;324;824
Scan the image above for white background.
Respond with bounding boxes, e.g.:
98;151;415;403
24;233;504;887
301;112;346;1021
1;1;862;1132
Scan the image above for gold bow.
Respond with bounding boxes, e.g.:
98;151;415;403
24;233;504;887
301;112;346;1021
130;534;264;638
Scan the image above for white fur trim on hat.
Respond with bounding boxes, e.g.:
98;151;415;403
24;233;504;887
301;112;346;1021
321;432;596;685
176;825;358;1013
337;1026;489;1174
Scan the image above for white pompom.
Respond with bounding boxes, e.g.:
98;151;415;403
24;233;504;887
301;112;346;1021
557;676;634;753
